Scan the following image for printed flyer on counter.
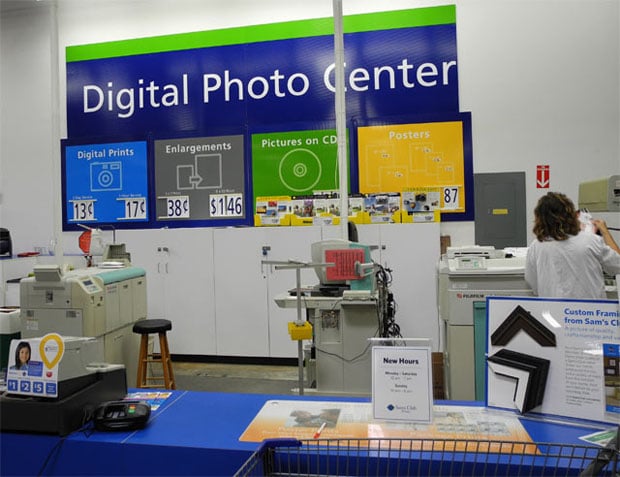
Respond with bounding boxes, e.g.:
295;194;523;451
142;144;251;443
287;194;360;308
239;400;533;450
486;297;619;424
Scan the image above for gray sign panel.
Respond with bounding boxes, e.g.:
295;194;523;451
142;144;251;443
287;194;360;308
154;135;245;221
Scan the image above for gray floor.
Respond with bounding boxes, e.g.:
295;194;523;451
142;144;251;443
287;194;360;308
171;361;304;395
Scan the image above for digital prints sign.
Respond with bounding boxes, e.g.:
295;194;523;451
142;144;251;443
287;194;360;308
63;140;149;226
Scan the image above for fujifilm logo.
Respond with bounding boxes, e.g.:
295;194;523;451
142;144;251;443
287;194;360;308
457;293;485;299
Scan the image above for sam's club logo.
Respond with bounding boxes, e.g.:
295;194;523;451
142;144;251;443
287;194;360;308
386;404;417;412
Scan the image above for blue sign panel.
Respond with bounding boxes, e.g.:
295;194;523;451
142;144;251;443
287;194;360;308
63;140;149;226
62;7;471;226
66;25;458;138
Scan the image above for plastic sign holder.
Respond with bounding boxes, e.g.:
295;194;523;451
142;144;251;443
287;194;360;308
371;337;433;423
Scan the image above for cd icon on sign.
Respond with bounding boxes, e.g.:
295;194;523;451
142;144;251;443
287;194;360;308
278;148;322;193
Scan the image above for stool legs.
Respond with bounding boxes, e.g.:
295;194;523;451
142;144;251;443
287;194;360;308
135;331;175;390
136;334;149;388
159;331;176;390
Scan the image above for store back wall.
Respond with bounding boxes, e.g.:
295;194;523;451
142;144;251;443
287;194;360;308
1;0;619;254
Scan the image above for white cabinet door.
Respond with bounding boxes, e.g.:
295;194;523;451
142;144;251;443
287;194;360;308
377;223;440;348
121;229;166;321
213;226;324;358
122;228;217;356
158;228;216;356
263;226;322;358
213;227;270;356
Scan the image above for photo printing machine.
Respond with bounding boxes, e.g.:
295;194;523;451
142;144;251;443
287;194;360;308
19;245;147;386
439;244;619;402
438;246;533;401
0;245;147;435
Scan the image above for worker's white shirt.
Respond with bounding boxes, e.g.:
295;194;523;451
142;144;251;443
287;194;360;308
525;231;620;299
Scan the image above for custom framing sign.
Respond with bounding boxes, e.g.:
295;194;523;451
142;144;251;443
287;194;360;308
486;296;620;424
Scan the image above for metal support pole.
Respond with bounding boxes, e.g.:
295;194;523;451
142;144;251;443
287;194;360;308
295;267;304;395
333;0;348;240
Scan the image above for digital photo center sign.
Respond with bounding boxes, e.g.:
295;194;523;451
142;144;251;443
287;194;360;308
154;135;245;223
63;140;149;226
63;5;470;224
65;6;459;138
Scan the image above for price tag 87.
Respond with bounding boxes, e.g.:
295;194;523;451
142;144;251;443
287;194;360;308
442;186;461;210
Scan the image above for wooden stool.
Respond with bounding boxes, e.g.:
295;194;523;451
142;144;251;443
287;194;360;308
133;319;176;390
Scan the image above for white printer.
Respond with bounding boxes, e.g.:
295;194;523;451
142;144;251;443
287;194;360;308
19;251;147;386
438;246;533;401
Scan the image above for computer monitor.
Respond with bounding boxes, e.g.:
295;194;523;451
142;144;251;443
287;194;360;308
310;238;373;291
311;239;353;287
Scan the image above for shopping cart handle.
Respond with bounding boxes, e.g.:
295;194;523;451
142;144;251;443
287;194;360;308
579;431;618;477
258;438;302;451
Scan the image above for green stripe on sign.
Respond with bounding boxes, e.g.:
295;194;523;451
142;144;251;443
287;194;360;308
344;5;455;33
66;5;455;62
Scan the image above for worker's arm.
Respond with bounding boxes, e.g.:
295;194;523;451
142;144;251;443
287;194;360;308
593;219;620;254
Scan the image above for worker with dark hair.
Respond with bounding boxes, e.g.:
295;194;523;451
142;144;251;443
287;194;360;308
525;191;620;299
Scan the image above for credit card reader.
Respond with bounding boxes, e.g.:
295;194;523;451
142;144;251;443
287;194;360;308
93;400;151;431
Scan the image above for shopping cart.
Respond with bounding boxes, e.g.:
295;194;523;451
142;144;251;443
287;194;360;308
234;436;619;477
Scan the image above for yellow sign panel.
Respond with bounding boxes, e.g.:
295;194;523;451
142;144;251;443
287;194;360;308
358;121;465;212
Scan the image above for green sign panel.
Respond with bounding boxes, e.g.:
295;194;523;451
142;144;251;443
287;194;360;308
251;129;349;203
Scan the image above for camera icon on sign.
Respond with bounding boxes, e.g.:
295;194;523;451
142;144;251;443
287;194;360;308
90;162;122;192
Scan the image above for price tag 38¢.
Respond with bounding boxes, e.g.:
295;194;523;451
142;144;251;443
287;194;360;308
162;195;190;219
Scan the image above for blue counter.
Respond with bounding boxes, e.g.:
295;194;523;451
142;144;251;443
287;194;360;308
0;391;612;476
